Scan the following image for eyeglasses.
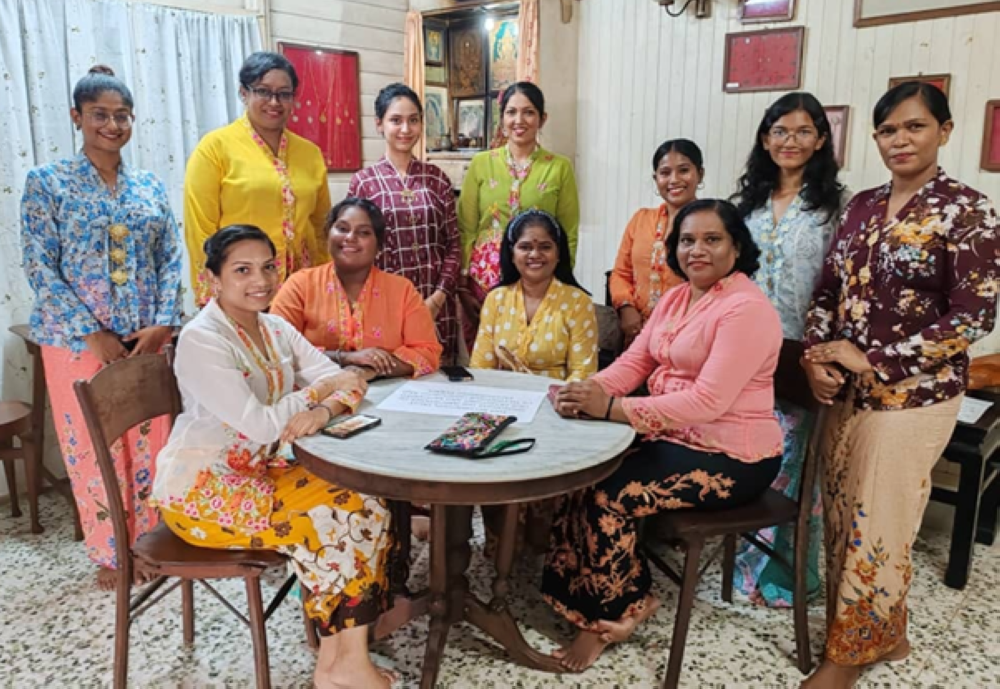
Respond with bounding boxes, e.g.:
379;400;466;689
247;87;295;103
85;111;134;129
768;127;818;143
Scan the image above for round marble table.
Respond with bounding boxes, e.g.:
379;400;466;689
295;369;635;689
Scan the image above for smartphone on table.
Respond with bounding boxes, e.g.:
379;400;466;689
441;365;474;382
321;414;382;439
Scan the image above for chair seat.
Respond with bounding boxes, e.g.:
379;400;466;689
648;489;798;540
0;401;32;438
133;523;287;576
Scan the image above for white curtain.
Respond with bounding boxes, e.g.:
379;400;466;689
0;0;261;480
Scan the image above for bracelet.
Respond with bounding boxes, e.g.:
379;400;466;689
604;396;615;421
311;403;334;423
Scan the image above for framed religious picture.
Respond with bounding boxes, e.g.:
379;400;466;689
982;100;1000;172
855;0;1000;28
739;0;796;23
888;73;951;98
723;27;805;93
449;25;485;98
824;105;851;169
424;25;445;66
489;17;518;91
424;85;450;146
426;64;447;86
456;99;486;147
279;43;362;172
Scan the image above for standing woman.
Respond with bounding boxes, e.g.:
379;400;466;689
730;92;846;608
20;66;183;588
348;84;461;362
185;51;331;305
801;82;999;688
610;139;703;345
457;82;580;349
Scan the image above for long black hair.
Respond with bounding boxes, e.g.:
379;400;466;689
731;92;844;223
498;210;588;293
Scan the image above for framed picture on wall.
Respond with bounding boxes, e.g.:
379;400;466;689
279;43;362;172
456;99;486;146
424;26;445;66
855;0;1000;28
888;73;951;98
824;105;850;169
723;27;805;93
489;17;518;91
739;0;796;23
425;85;450;144
449;25;485;98
982;100;1000;172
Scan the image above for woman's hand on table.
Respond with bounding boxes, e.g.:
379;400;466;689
315;370;368;401
619;305;642;346
554;380;610;419
342;348;398;377
282;404;340;443
801;359;846;406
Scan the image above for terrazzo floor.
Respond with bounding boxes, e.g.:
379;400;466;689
1;493;997;688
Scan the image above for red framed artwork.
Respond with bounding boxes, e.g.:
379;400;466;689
982;100;1000;172
888;73;951;99
723;27;805;93
279;43;362;172
824;105;850;169
739;0;796;23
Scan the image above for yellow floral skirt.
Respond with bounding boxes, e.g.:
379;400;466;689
160;465;393;635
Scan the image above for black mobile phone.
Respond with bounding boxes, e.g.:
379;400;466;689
321;414;382;439
441;365;474;382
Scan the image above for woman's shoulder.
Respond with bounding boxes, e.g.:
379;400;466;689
537;148;574;171
285;130;326;164
26;156;84;185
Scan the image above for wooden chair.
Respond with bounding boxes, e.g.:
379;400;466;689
642;339;819;689
73;350;295;689
0;401;42;533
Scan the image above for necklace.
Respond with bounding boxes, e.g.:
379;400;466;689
227;314;284;404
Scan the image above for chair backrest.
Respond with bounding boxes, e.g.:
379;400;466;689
73;349;181;572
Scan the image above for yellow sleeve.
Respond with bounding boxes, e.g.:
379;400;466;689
310;170;332;264
565;292;599;382
470;290;500;369
609;211;640;309
184;136;224;306
556;159;581;267
457;154;484;270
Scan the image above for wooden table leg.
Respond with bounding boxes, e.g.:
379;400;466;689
463;503;564;673
945;448;986;589
975;463;999;546
373;500;430;641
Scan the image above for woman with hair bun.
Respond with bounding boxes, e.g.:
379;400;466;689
184;51;332;306
349;83;461;363
20;65;183;588
801;82;1000;688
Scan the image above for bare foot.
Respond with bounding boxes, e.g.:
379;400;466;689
553;595;660;672
411;515;430;542
97;567;117;591
800;659;862;689
879;638;910;663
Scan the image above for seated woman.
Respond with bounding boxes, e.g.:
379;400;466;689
546;199;784;671
271;197;442;380
153;226;394;689
470;209;597;381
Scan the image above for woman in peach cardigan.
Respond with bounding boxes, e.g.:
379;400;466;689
271;197;442;381
546;199;784;671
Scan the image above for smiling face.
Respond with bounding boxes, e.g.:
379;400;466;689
676;210;739;291
241;68;295;135
762;108;825;173
503;92;546;147
378;96;423;155
328;205;380;273
654;150;703;211
212;239;280;316
71;91;133;155
874;95;952;182
512;223;559;285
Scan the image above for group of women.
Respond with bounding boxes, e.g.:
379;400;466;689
19;47;998;689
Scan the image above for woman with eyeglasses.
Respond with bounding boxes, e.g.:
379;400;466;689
20;65;183;590
728;92;847;609
184;51;332;306
801;82;999;688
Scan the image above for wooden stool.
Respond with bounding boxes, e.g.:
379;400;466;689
0;401;42;533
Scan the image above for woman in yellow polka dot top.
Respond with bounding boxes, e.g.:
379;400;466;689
470;210;597;382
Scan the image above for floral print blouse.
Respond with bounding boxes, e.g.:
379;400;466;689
803;169;1000;411
20;154;183;352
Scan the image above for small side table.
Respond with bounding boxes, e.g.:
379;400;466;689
930;390;1000;589
9;325;83;540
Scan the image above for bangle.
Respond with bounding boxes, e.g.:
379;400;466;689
604;396;615;421
311;403;334;423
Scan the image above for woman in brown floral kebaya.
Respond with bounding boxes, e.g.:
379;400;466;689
801;83;999;689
